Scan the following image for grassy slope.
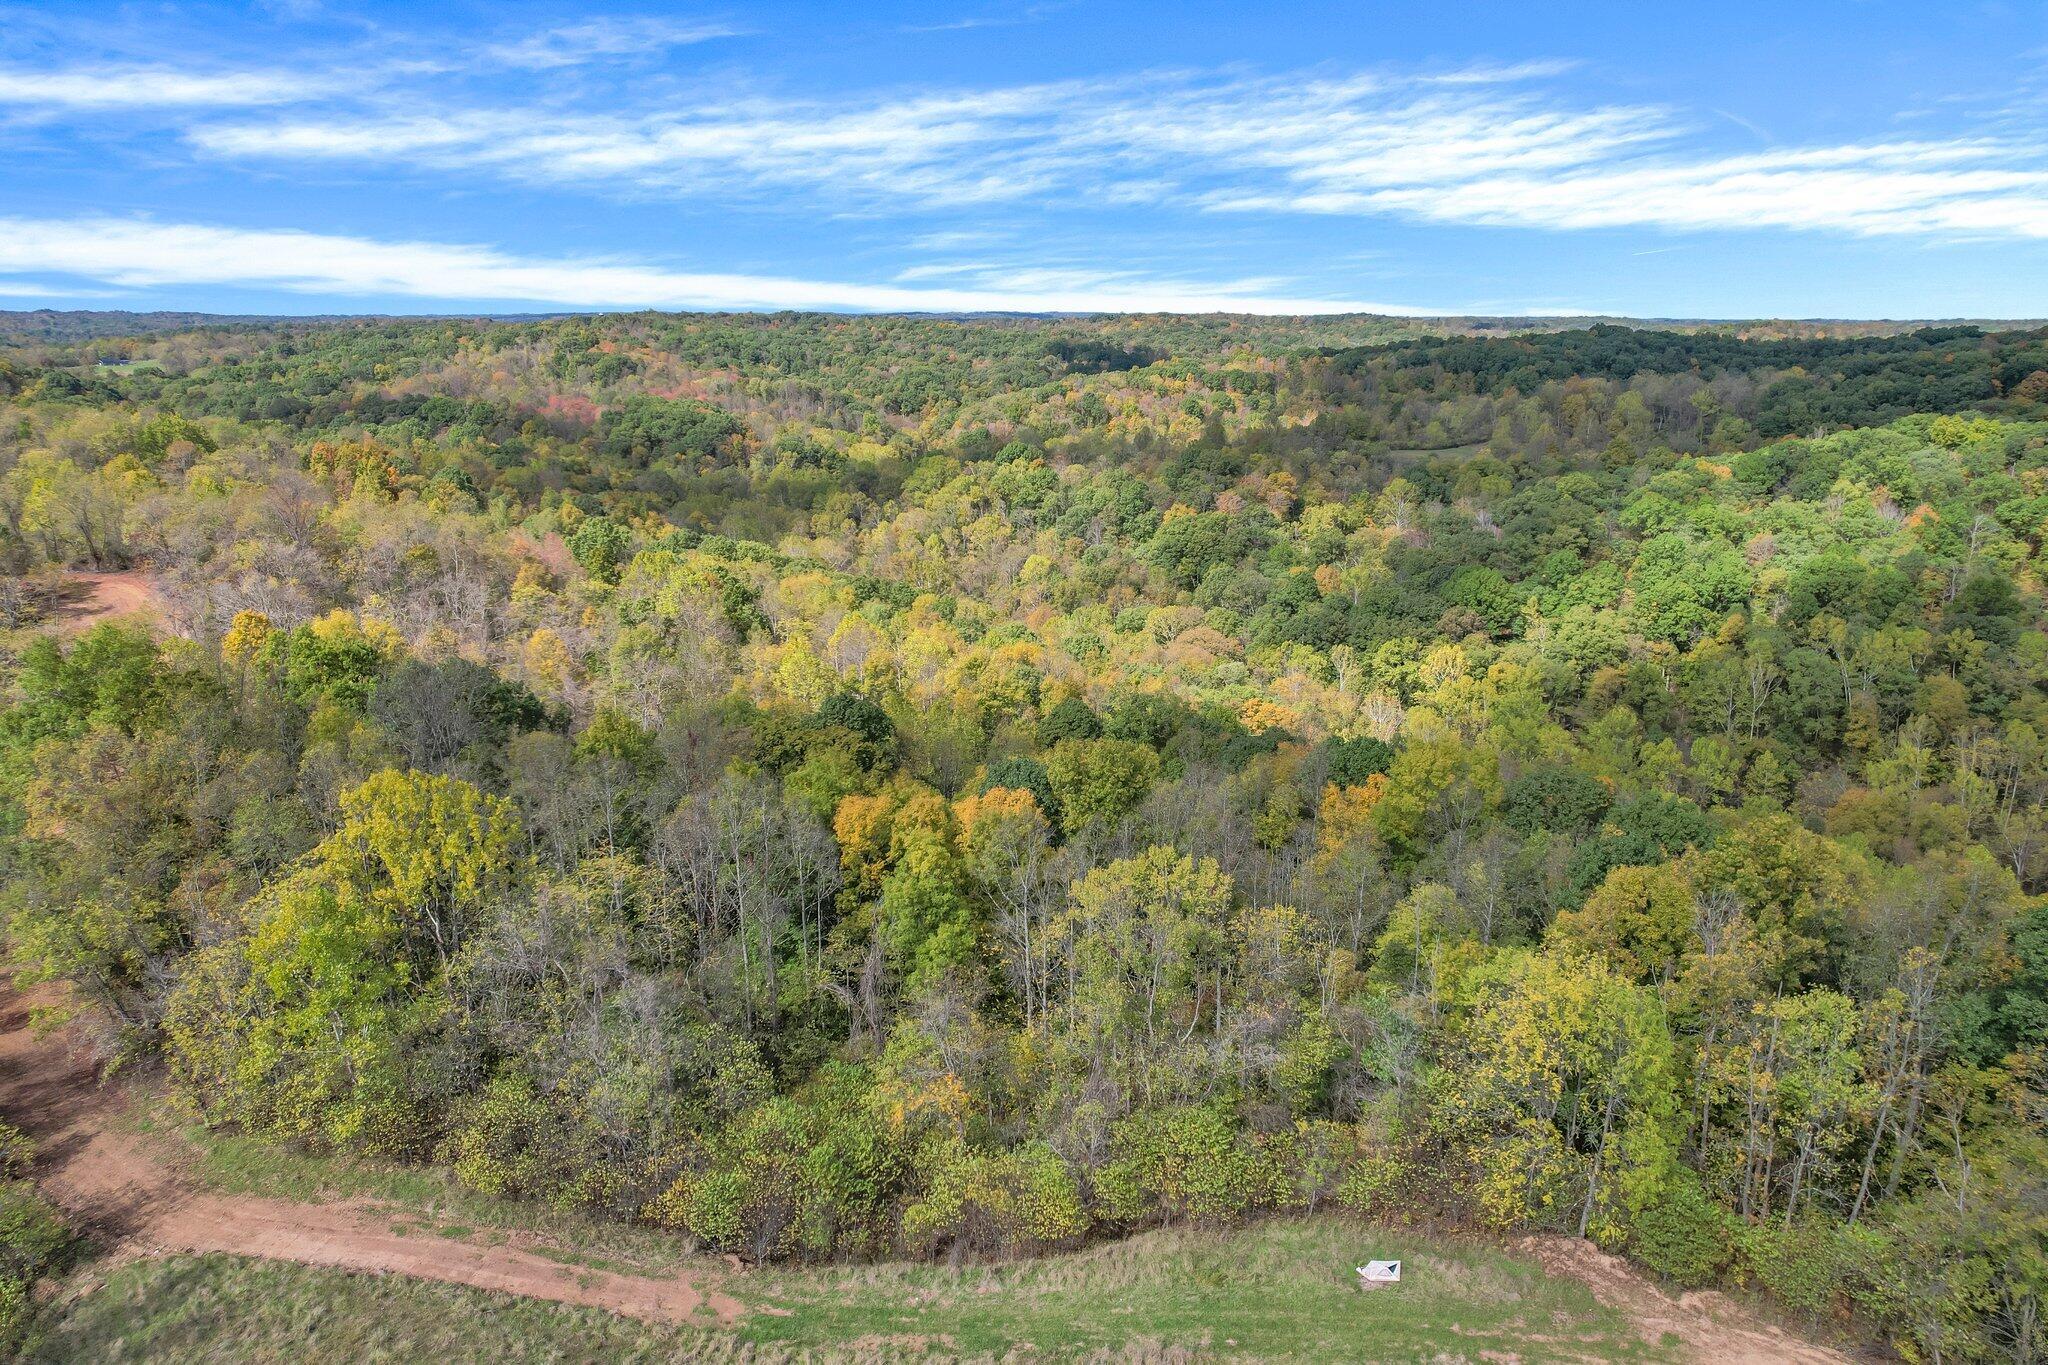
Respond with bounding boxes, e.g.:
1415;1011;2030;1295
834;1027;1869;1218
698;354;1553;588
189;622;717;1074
26;1221;1668;1364
735;1220;1664;1361
24;1257;703;1364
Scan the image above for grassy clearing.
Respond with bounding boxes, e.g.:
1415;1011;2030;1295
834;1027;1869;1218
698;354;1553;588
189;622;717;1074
26;1220;1670;1363
732;1219;1662;1362
22;1255;720;1364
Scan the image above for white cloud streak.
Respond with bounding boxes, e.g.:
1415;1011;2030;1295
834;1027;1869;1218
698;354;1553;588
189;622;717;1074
484;18;744;69
176;63;2048;239
1219;140;2048;238
191;85;1096;206
0;65;327;109
0;216;1423;314
0;16;738;116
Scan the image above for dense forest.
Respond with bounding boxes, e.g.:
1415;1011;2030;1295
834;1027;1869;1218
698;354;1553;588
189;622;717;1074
2;311;2045;1361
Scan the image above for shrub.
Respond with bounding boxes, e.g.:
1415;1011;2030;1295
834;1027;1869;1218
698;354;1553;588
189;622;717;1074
1735;1218;1851;1320
444;1073;560;1201
1335;1151;1409;1220
901;1138;1087;1257
1628;1173;1735;1286
0;1123;69;1350
1096;1106;1287;1225
645;1089;907;1260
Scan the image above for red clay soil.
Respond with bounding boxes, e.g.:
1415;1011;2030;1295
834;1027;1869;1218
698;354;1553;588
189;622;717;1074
48;571;167;631
1516;1235;1855;1365
0;978;744;1327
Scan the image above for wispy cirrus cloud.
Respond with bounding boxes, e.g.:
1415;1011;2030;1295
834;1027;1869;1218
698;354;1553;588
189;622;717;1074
191;84;1092;206
0;65;332;109
189;68;1670;211
175;60;2048;240
899;2;1073;34
1210;139;2048;238
0;215;1423;314
20;40;2043;245
483;17;746;69
0;15;741;116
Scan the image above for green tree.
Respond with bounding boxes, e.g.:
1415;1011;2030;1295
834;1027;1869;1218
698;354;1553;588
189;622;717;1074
1046;847;1233;1109
880;823;981;991
1044;738;1159;835
1549;862;1698;985
163;770;523;1153
1440;949;1682;1243
568;515;632;584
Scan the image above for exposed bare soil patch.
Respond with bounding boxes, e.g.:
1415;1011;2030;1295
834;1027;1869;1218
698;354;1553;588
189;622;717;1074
46;571;167;631
1516;1234;1853;1364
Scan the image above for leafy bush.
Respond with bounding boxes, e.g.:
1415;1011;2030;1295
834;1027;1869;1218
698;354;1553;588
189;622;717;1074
1735;1219;1851;1321
0;1122;69;1349
1097;1106;1288;1226
901;1138;1086;1256
1628;1173;1734;1286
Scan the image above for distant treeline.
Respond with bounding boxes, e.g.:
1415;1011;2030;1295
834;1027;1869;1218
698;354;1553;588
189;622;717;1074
1331;323;2048;434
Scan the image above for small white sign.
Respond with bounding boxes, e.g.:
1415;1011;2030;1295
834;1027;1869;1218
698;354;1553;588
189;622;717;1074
1357;1260;1401;1284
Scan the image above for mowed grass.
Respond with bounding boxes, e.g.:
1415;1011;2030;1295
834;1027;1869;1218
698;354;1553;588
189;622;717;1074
732;1219;1663;1361
22;1255;720;1365
27;1220;1670;1363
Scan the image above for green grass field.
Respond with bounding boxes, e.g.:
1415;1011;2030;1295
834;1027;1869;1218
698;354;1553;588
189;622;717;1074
25;1221;1673;1363
733;1220;1666;1361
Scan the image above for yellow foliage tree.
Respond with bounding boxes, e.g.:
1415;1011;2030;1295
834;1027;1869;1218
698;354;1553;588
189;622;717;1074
222;610;273;667
1316;776;1388;859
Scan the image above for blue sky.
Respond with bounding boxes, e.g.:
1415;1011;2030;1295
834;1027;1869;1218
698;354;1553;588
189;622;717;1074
3;0;2047;318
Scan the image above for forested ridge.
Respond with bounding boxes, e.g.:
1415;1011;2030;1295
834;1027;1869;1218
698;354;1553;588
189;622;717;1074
3;311;2046;1361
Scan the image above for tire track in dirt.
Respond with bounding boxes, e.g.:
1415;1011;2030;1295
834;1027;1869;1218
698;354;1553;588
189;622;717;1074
0;978;744;1327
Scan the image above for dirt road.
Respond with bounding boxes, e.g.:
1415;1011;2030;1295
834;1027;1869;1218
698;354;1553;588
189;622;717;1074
0;980;744;1327
1517;1235;1853;1365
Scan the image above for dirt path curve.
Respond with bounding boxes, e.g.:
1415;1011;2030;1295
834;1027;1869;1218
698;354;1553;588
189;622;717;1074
1517;1235;1854;1365
0;980;745;1327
